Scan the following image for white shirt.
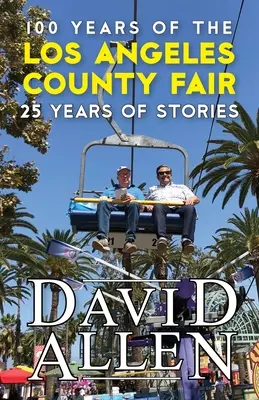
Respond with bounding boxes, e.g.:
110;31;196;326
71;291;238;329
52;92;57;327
146;182;195;203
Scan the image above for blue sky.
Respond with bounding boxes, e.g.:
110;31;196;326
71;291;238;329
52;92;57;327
4;0;259;361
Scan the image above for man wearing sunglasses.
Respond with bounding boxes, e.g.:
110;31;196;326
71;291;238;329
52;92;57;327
92;166;144;254
146;165;199;255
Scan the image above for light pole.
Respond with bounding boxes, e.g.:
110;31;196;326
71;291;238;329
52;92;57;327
17;345;23;365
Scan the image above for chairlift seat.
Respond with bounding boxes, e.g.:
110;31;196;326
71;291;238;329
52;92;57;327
72;134;189;237
69;201;184;235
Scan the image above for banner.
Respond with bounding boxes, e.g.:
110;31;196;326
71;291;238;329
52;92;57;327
231;266;254;283
34;345;45;371
47;239;79;263
63;277;85;291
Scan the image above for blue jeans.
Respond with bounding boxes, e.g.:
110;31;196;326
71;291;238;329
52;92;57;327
96;200;140;242
152;204;197;242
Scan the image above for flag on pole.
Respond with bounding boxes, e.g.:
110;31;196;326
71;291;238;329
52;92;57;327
63;277;85;291
34;345;45;369
231;265;254;283
47;239;80;263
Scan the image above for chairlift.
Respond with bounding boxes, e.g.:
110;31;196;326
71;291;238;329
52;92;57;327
68;41;190;249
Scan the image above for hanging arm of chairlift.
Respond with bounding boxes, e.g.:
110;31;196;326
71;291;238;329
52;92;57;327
71;44;190;237
97;41;134;143
77;134;189;197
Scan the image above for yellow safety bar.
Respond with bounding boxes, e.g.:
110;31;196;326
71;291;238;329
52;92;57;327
73;197;184;207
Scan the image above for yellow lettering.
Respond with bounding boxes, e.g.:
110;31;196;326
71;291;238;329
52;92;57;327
92;72;112;94
186;72;206;94
44;73;66;95
41;42;63;65
218;42;234;64
171;73;186;94
137;73;157;94
65;42;82;64
140;42;162;64
165;42;180;64
117;42;137;64
200;42;215;64
114;73;134;94
183;43;198;64
95;42;115;64
208;73;215;94
23;72;42;94
24;70;232;97
24;42;40;64
69;72;88;94
219;72;235;94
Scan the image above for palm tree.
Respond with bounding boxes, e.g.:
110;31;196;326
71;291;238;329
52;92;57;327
132;241;183;278
190;102;259;208
131;241;184;301
27;229;95;399
5;209;39;366
83;267;126;394
180;247;223;279
204;235;248;279
0;314;17;368
20;323;64;367
125;243;183;390
26;229;96;321
0;206;38;235
0;267;30;314
59;313;87;362
210;208;259;297
0;205;40;270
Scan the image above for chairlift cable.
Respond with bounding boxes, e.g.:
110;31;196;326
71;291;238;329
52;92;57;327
130;0;138;184
240;274;256;302
193;0;247;326
194;0;245;195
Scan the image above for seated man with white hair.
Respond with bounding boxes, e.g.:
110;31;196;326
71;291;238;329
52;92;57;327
92;166;144;254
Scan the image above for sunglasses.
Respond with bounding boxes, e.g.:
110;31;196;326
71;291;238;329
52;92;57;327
118;172;130;177
158;171;171;176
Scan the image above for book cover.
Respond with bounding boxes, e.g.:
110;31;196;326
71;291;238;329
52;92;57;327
1;0;259;398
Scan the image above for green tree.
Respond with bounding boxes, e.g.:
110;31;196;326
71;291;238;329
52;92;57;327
190;102;259;208
178;247;220;279
0;0;52;215
209;208;259;297
132;241;183;278
59;313;88;362
0;267;29;315
29;229;95;321
0;205;40;269
131;241;184;300
20;323;64;367
0;314;17;368
27;229;95;399
203;236;245;279
0;205;42;363
0;206;37;236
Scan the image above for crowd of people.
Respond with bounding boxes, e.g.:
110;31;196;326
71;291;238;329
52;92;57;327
52;383;98;400
201;376;232;400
